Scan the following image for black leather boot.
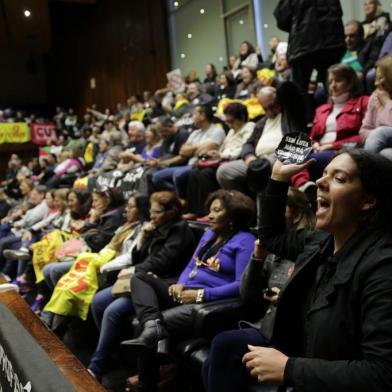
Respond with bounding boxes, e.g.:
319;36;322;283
121;319;168;353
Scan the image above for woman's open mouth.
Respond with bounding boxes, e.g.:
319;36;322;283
316;196;330;217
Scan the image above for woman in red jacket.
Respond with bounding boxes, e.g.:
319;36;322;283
292;64;369;194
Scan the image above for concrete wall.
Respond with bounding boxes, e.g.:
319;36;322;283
168;0;256;77
168;0;392;75
169;0;227;78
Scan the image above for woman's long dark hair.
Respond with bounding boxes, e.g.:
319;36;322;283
345;149;392;232
221;70;236;87
68;189;92;219
287;187;316;230
206;190;256;232
239;41;256;60
206;63;218;80
93;188;125;211
134;194;150;223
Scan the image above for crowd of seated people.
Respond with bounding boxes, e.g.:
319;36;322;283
0;0;392;391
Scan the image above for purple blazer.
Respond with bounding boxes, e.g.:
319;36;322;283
177;229;256;301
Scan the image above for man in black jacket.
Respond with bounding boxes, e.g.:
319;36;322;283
274;0;345;118
217;82;306;193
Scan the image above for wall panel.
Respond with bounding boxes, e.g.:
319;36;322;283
46;0;171;114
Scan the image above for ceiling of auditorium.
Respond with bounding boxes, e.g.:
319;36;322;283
0;0;96;52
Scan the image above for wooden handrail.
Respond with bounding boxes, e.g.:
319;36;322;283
0;274;8;284
0;289;106;392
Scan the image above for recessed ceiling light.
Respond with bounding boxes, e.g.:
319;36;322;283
239;20;244;25
24;9;31;18
264;23;269;28
174;1;179;7
181;53;186;58
200;9;205;14
187;33;192;39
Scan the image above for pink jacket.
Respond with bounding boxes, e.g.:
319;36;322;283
359;94;392;142
310;96;369;149
54;158;83;177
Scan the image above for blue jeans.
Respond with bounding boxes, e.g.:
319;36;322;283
364;126;392;160
0;223;11;238
43;261;74;291
0;226;40;276
202;328;268;392
88;286;134;375
151;165;192;197
0;234;22;277
365;68;376;95
13;233;41;276
20;231;41;251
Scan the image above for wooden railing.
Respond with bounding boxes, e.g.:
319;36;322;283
0;287;105;392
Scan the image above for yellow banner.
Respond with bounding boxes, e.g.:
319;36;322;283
217;98;265;120
0;123;31;143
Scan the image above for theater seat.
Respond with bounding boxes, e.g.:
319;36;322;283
168;298;250;362
169;299;292;392
190;297;250;337
249;386;293;392
187;220;209;243
121;294;291;391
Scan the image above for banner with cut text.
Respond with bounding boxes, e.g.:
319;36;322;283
30;122;57;146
